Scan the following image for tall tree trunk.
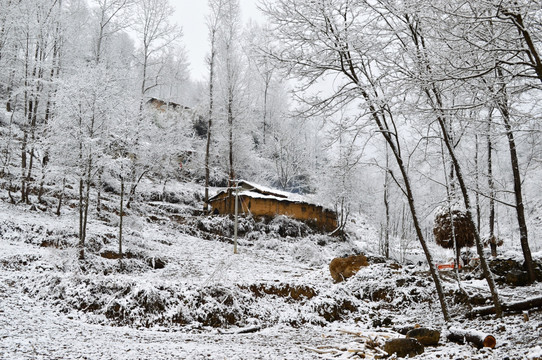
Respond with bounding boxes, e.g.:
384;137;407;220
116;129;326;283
79;177;85;260
495;68;536;283
20;131;27;203
119;178;124;267
2;102;16;176
487;111;497;257
475;134;481;232
432;93;502;317
96;169;102;213
140;45;149;111
387;133;450;321
56;178;65;216
440;139;461;272
228;89;235;183
360;87;450;321
262;81;268;145
126;169;148;209
405;16;501;316
204;28;217;213
383;144;390;259
25;42;45;200
37;159;46;204
82;160;92;256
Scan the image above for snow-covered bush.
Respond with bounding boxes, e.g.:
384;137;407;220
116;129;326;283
268;215;312;238
291;240;327;267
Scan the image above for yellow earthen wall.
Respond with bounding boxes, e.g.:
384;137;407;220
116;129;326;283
209;193;337;232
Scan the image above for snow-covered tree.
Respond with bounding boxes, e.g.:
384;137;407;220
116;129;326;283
49;64;130;259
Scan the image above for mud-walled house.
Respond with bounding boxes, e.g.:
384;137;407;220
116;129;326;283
146;97;185;112
208;180;338;232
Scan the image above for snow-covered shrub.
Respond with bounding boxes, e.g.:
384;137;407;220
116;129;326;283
291;240;327;267
190;286;251;327
197;216;234;237
252;236;282;250
268;215;312;238
245;230;265;242
0;253;41;270
0;219;78;249
345;263;437;309
196;215;256;238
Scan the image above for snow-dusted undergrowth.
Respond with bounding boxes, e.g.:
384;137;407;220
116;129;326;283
1;182;542;359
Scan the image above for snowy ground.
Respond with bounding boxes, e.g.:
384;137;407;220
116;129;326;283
1;187;542;359
0;282;323;360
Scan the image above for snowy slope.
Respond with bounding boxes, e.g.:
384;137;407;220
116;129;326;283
1;184;542;359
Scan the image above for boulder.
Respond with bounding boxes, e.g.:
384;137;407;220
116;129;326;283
384;338;424;358
147;257;166;269
406;327;440;346
329;254;369;283
505;269;529;287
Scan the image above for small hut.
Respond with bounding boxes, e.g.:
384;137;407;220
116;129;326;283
208;180;337;232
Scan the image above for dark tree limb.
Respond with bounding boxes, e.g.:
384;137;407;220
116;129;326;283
468;296;542;318
447;327;496;349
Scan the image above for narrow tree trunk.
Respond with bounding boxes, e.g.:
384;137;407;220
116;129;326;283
21;32;31;203
500;113;536;282
495;68;536;283
8;180;15;204
405;17;501;315
475;134;481;232
433;103;502;317
383;144;390;259
392;142;450;321
37;165;45;204
25;43;45;199
364;95;450;321
487;112;497;257
21;130;27;203
440;139;461;273
228;91;235;183
1;102;16;175
56;178;65;216
126;169;148;209
82;156;92;254
263;82;268;145
96;169;102;213
79;177;85;260
323;15;450;320
204;29;217;213
119;178;124;268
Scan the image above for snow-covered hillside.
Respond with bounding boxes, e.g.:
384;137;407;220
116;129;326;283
1;182;541;359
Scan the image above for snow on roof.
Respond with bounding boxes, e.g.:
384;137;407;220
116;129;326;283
210;180;329;210
238;180;306;202
238;191;313;206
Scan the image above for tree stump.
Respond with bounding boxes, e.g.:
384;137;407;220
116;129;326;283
406;327;440;346
383;338;424;358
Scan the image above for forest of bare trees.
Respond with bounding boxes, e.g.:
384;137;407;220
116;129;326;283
261;0;542;319
0;0;541;319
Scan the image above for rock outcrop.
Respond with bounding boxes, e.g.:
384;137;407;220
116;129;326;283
329;254;369;283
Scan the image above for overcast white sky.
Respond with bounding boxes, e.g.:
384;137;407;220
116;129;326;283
173;0;264;81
